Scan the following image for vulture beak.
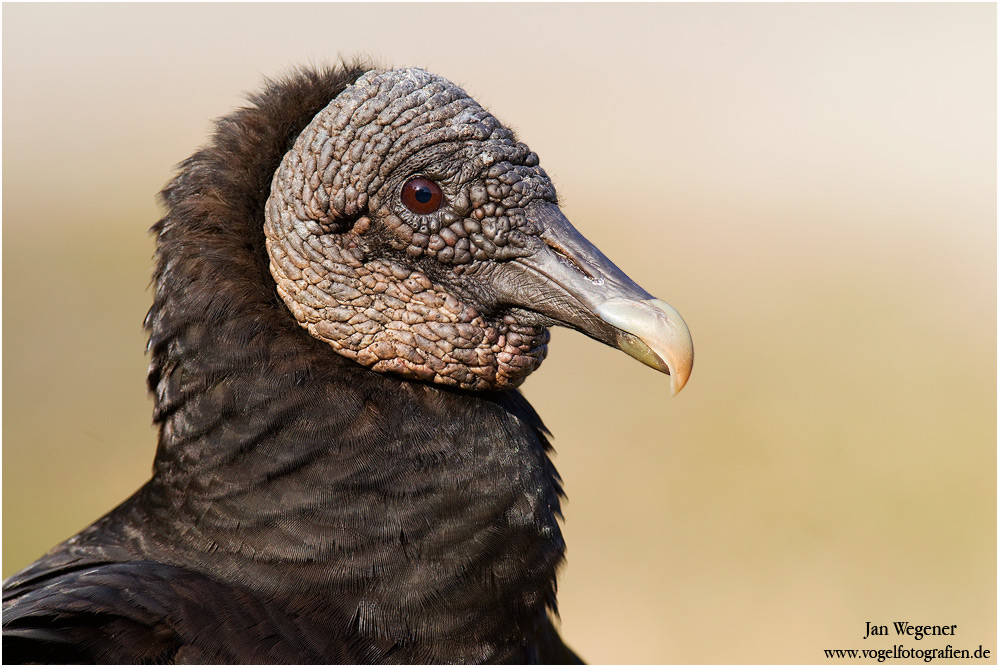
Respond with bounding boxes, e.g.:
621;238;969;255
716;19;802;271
495;202;694;395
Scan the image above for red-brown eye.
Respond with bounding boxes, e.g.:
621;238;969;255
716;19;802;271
401;177;443;215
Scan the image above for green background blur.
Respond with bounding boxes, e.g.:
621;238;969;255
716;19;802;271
3;4;995;663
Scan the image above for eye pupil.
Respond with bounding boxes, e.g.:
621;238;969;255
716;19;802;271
402;177;443;214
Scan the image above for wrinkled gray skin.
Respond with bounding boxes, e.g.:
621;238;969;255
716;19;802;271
266;68;554;390
266;67;693;393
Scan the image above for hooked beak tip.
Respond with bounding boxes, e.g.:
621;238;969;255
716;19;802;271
595;298;694;396
667;350;693;397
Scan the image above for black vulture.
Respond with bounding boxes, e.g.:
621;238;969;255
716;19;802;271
2;64;693;664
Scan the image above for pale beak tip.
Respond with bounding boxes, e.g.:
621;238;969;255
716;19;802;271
668;350;693;397
596;297;694;397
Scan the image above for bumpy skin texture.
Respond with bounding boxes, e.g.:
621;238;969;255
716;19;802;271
265;68;556;390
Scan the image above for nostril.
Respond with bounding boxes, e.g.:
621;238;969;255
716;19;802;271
544;239;599;282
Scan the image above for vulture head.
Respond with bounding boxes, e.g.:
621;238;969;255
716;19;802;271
263;67;693;394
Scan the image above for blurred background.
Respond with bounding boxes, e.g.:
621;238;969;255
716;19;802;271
3;4;995;663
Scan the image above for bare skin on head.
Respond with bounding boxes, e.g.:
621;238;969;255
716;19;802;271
265;67;693;393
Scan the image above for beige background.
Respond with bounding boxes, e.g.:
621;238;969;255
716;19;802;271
3;3;995;663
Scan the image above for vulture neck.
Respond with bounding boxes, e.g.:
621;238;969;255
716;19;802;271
137;67;566;658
